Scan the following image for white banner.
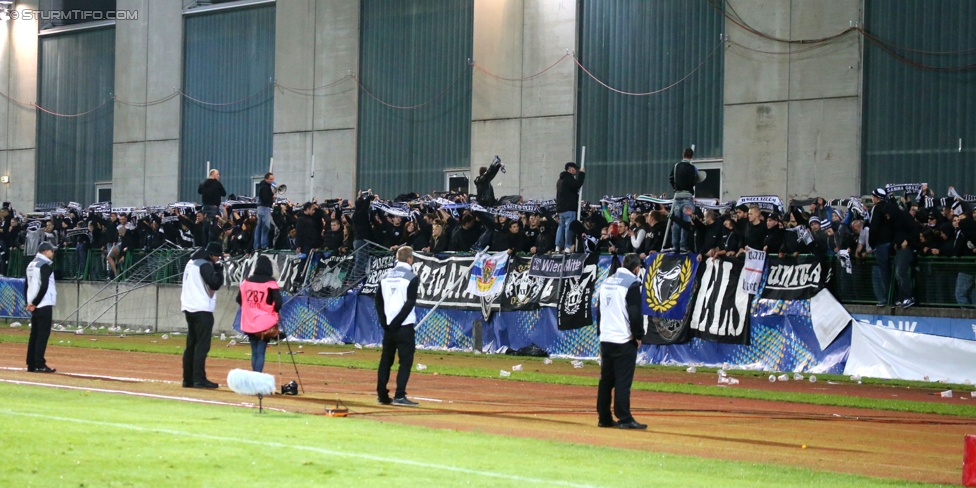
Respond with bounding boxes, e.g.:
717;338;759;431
466;251;509;297
809;289;852;350
741;248;765;295
844;322;976;383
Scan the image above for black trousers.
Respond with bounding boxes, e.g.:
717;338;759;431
27;306;53;370
377;325;416;399
183;311;214;384
597;340;638;424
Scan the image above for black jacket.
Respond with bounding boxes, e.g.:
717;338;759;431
449;224;481;252
295;210;324;253
764;226;785;254
742;222;767;251
256;180;274;207
669;160;699;194
474;162;501;207
353;195;374;243
189;247;223;292
555;171;585;213
198;179;226;206
868;200;894;248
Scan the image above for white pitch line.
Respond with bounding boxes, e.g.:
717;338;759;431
0;379;286;412
0;408;596;488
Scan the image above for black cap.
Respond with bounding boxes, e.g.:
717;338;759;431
37;242;57;253
766;213;782;222
205;242;223;257
565;162;579;171
735;204;749;213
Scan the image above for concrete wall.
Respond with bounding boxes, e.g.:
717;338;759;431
112;0;183;207
52;281;239;334
271;0;359;203
471;0;577;200
723;0;862;202
0;1;39;210
5;1;872;208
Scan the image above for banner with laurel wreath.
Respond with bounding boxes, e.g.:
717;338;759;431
640;253;698;345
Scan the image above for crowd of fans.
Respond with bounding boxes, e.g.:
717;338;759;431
3;156;976;308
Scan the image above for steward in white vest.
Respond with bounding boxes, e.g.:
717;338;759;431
180;242;224;389
375;246;421;406
594;253;646;430
24;242;58;373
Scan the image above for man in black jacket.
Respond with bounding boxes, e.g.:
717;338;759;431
739;205;767;254
668;148;706;252
448;214;481;252
198;169;226;219
474;157;503;208
868;189;895;306
764;213;786;254
555;162;585;252
353;191;375;249
254;172;274;250
295;202;323;258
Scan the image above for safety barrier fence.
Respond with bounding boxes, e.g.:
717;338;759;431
6;248;976;308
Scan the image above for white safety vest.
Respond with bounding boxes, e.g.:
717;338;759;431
380;262;417;326
597;268;638;344
26;254;56;308
181;258;217;313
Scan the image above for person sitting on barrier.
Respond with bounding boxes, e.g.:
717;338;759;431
236;255;282;373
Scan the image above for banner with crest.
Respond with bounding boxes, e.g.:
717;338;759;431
557;253;599;331
500;255;559;311
640;253;698;345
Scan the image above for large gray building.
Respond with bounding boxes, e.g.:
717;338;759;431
0;0;972;209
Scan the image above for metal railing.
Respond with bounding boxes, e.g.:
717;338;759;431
6;247;976;308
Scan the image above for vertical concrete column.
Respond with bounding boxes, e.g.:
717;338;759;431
471;0;577;201
0;0;39;209
112;0;183;206
471;0;524;198
723;0;861;201
273;0;360;202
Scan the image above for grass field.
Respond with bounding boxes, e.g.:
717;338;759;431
0;382;938;487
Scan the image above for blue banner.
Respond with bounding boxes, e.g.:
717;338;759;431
641;253;698;319
0;277;29;318
851;314;976;342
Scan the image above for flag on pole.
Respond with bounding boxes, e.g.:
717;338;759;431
466;251;509;297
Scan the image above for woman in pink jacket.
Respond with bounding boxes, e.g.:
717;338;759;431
236;255;282;372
